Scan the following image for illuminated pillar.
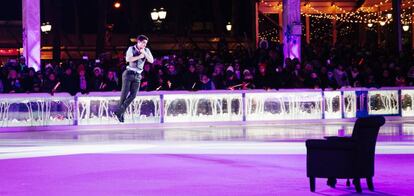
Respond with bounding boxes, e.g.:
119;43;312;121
282;0;301;63
22;0;41;71
306;15;310;44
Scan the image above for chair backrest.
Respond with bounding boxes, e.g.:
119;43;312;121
351;116;385;176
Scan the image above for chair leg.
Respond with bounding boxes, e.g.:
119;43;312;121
309;177;315;192
327;178;337;188
353;178;362;193
366;177;374;191
346;178;350;187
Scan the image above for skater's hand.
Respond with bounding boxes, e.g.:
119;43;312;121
137;53;145;59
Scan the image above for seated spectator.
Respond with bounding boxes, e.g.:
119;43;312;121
43;73;60;94
241;69;255;90
198;74;215;90
365;75;380;88
348;66;363;87
182;64;199;91
103;70;119;91
304;72;321;89
232;60;242;80
60;66;78;95
32;71;45;93
211;63;224;89
78;68;90;94
321;71;339;90
224;70;239;90
21;67;36;93
165;63;183;90
91;67;104;91
152;67;172;91
18;56;28;72
153;76;170;91
4;69;23;93
254;63;272;89
395;74;406;87
334;65;350;88
140;63;156;91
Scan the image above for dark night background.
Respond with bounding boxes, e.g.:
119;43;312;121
0;0;254;36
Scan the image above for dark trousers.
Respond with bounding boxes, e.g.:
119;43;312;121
117;70;141;116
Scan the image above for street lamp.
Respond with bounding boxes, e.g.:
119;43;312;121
403;24;410;31
151;7;167;31
41;22;52;33
226;22;232;31
158;7;167;20
151;9;159;21
151;8;167;21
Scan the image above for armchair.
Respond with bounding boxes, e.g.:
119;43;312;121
306;116;385;193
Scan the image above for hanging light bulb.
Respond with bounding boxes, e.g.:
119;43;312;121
387;13;392;19
367;23;373;27
379;21;386;26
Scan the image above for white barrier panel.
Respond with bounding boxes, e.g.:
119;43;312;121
401;90;414;117
324;91;342;119
245;90;323;121
77;93;161;125
368;90;399;115
0;93;74;127
163;92;243;123
343;91;356;118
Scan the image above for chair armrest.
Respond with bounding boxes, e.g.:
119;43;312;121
306;139;355;150
324;136;353;142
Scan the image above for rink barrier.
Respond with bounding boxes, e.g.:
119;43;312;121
0;87;413;127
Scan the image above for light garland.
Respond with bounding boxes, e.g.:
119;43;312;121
300;0;414;25
258;0;413;41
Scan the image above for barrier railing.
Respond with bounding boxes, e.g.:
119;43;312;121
1;87;413;127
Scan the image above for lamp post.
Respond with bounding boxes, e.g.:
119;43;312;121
151;7;167;30
41;22;51;47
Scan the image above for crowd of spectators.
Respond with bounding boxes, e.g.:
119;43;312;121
1;39;413;95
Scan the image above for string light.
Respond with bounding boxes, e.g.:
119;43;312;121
258;0;413;42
